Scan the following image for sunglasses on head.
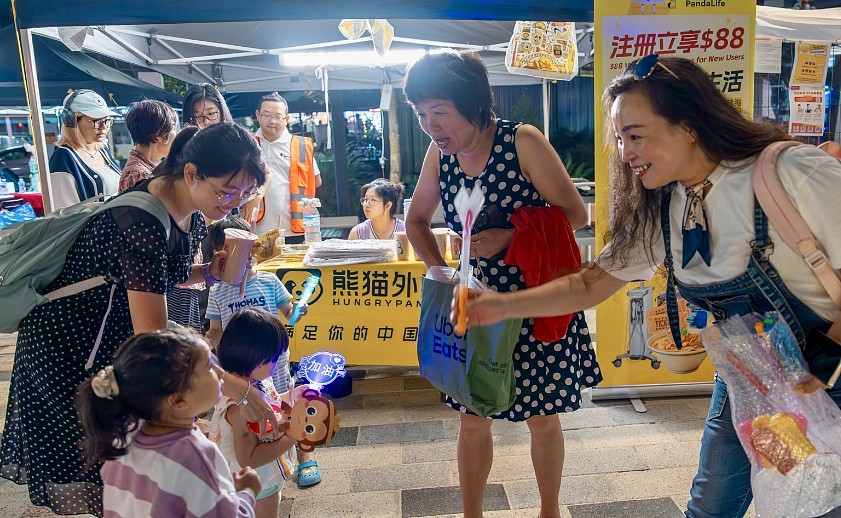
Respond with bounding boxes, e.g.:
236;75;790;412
624;54;679;81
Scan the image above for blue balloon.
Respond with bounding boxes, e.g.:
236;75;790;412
297;351;347;387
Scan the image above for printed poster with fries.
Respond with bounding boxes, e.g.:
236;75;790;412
505;21;578;81
592;0;756;393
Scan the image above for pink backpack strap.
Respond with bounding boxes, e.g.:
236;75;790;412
753;141;841;313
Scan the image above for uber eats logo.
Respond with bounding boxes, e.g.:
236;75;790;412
433;313;466;364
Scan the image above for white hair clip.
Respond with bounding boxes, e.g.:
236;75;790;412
91;365;120;400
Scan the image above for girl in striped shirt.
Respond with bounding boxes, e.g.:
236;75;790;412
76;328;261;517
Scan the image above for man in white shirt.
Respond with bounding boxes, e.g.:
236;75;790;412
251;92;322;242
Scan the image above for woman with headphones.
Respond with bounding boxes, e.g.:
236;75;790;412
49;90;123;210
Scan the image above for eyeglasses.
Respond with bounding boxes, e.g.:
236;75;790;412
201;176;260;206
88;118;114;130
624;54;679;81
194;110;220;124
259;112;288;123
360;198;384;206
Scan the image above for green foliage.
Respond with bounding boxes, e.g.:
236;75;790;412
163;76;187;97
315;137;380;218
315;151;337;217
509;94;541;129
550;126;595;181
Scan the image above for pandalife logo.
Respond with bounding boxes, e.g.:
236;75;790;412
685;0;725;6
432;313;466;364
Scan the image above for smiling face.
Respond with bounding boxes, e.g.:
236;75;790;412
287;389;339;451
413;99;480;156
611;91;710;189
187;165;259;220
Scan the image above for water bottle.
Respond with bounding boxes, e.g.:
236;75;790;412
28;155;39;192
17;177;25;193
274;231;286;256
303;197;322;245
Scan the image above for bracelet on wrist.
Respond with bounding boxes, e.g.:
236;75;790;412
236;383;251;406
201;263;220;287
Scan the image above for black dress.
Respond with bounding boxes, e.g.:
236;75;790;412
0;181;206;515
439;120;602;421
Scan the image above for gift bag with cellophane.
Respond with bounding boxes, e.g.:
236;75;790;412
700;314;841;518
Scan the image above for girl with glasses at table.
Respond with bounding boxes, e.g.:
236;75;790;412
348;178;407;240
454;54;841;518
49;89;123;210
0;123;283;516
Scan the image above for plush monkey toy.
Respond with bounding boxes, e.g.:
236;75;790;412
247;388;340;450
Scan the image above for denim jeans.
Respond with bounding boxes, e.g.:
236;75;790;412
657;190;841;518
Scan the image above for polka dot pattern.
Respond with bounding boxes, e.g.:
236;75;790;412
0;184;206;514
438;120;602;422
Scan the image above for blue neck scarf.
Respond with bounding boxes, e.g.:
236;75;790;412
681;178;712;268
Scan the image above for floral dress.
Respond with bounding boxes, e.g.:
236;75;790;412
0;180;206;515
439;120;602;421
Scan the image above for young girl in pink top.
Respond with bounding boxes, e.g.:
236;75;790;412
76;329;260;517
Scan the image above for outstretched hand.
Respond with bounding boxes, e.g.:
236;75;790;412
236;382;281;440
450;285;507;329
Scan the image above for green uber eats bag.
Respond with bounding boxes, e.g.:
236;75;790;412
417;270;522;417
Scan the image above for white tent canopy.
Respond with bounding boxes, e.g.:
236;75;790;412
32;20;595;93
23;18;595;213
756;6;841;42
26;6;841;97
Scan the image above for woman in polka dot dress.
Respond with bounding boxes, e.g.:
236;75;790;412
404;49;602;518
0;124;275;516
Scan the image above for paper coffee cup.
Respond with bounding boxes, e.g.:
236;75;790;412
394;231;414;261
432;228;449;259
220;228;258;284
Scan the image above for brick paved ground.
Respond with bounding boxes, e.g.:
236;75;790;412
0;313;759;518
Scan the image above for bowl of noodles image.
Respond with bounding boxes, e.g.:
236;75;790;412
647;331;707;374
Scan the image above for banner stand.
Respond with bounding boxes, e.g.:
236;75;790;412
591;382;714;402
